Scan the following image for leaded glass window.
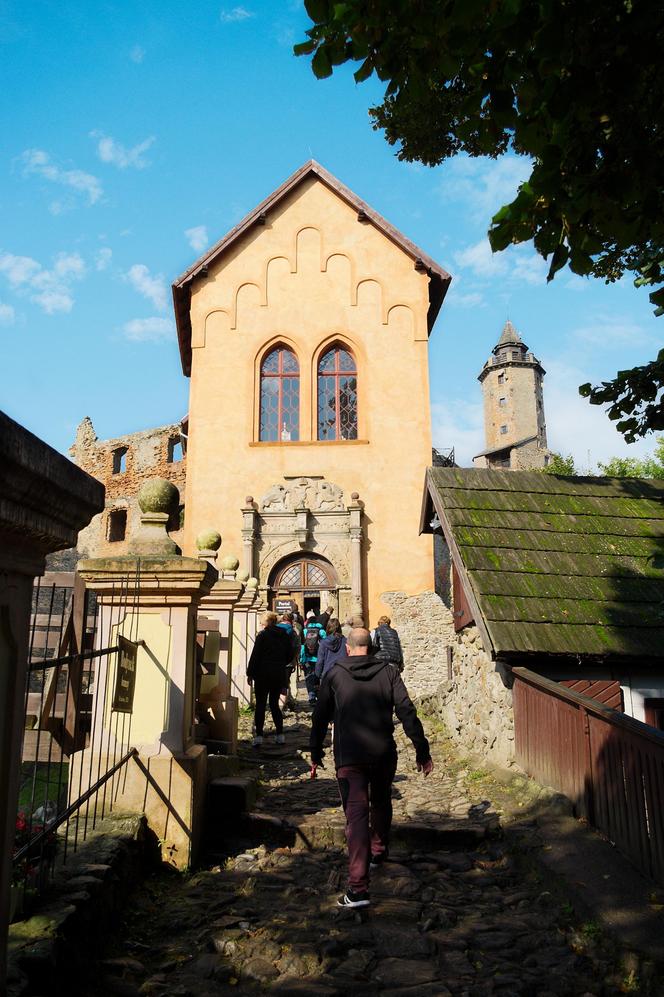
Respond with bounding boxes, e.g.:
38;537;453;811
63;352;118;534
259;346;300;442
317;346;358;441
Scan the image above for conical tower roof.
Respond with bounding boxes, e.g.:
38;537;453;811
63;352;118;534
497;320;522;347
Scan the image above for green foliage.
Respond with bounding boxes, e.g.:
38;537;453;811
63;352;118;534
543;453;578;475
296;0;664;439
598;436;664;478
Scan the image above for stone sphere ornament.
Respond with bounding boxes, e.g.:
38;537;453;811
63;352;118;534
351;491;360;501
220;554;240;571
246;577;259;589
138;478;179;514
236;569;250;583
196;530;222;551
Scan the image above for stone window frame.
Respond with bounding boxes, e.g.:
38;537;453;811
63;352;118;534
497;372;505;385
256;339;301;443
499;396;507;407
499;424;508;435
112;446;128;475
107;507;127;542
167;436;184;463
315;341;359;442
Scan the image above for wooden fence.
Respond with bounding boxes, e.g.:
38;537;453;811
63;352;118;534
512;667;664;885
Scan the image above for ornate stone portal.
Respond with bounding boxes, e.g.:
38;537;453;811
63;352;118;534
241;477;364;619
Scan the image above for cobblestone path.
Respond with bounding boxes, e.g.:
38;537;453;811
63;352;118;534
96;698;630;997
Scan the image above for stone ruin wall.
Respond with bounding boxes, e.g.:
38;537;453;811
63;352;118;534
52;417;187;567
381;589;515;767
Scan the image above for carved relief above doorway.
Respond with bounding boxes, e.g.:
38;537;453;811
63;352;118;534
241;478;364;620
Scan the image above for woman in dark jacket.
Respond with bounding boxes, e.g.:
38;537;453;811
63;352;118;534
315;618;347;681
247;612;293;746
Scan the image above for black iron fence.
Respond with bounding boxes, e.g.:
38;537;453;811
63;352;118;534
12;570;141;921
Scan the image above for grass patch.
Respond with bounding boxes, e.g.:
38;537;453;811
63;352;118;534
17;763;68;815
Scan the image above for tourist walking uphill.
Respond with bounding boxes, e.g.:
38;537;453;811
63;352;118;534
246;612;293;746
310;627;433;908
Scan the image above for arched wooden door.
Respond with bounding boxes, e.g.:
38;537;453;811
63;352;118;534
269;555;337;617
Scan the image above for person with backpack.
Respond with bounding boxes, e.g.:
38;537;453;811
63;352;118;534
277;612;301;713
247;612;293;746
372;615;404;672
301;613;326;704
315;617;347;681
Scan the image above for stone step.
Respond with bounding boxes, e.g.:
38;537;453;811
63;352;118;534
207;754;241;782
291;816;497;852
205;738;231;755
207;777;258;821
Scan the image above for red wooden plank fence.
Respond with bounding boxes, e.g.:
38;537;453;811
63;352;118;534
512;667;664;885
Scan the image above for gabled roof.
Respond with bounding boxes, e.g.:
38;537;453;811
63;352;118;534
172;160;451;375
421;467;664;662
473;435;538;460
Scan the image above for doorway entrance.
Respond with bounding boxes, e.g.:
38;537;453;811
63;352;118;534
269;554;337;619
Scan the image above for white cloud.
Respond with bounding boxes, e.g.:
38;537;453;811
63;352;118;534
130;44;145;63
123;317;173;342
441;154;532;221
21;149;102;205
96;247;113;271
543;357;656;469
431;398;485;468
0;250;86;314
220;6;254;22
93;133;155;170
454;239;507;279
126;263;168;311
453;238;547;286
572;316;653;350
447;290;485;309
0;301;15;325
185;225;208;253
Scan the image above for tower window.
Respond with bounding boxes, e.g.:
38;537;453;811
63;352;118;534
511;351;519;360
168;437;183;463
497;372;505;384
500;424;508;434
259;345;300;442
107;509;127;542
499;397;507;407
317;345;358;441
112;446;128;475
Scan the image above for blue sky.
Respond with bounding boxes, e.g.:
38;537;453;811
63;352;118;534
1;0;660;469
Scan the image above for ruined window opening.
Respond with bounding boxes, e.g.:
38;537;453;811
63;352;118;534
259;345;300;442
497;372;505;384
500;424;508;434
108;509;127;542
317;345;358;441
112;446;128;474
168;438;183;463
499;397;507;407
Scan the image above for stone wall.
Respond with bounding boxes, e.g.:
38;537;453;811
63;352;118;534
381;589;515;766
64;416;187;562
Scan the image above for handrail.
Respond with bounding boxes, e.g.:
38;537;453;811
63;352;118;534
511;666;664;748
13;748;138;864
28;645;119;673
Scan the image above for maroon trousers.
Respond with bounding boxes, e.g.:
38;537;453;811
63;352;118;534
336;756;398;893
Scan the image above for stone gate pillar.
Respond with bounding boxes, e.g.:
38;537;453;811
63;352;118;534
349;492;365;618
75;479;217;869
196;531;243;751
0;412;104;986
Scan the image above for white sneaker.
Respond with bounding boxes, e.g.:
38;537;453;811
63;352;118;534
252;735;263;747
275;734;285;745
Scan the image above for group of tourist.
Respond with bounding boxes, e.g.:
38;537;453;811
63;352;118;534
246;603;433;911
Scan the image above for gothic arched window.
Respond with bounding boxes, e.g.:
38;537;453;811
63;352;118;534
259;345;300;442
317;345;358;441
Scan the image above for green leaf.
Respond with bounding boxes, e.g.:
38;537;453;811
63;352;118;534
354;57;373;82
304;0;329;23
312;46;333;79
293;40;316;57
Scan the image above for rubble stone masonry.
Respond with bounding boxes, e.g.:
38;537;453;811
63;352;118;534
63;416;187;564
382;589;515;766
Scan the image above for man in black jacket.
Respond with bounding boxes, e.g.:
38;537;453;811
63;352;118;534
247;612;293;747
310;628;433;908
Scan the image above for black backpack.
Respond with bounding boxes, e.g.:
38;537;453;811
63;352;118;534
304;626;321;655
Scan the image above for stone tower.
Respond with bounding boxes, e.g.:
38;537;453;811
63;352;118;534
473;321;551;469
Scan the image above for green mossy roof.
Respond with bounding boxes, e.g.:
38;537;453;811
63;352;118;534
428;468;664;659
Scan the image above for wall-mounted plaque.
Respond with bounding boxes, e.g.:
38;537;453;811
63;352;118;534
112;635;138;713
